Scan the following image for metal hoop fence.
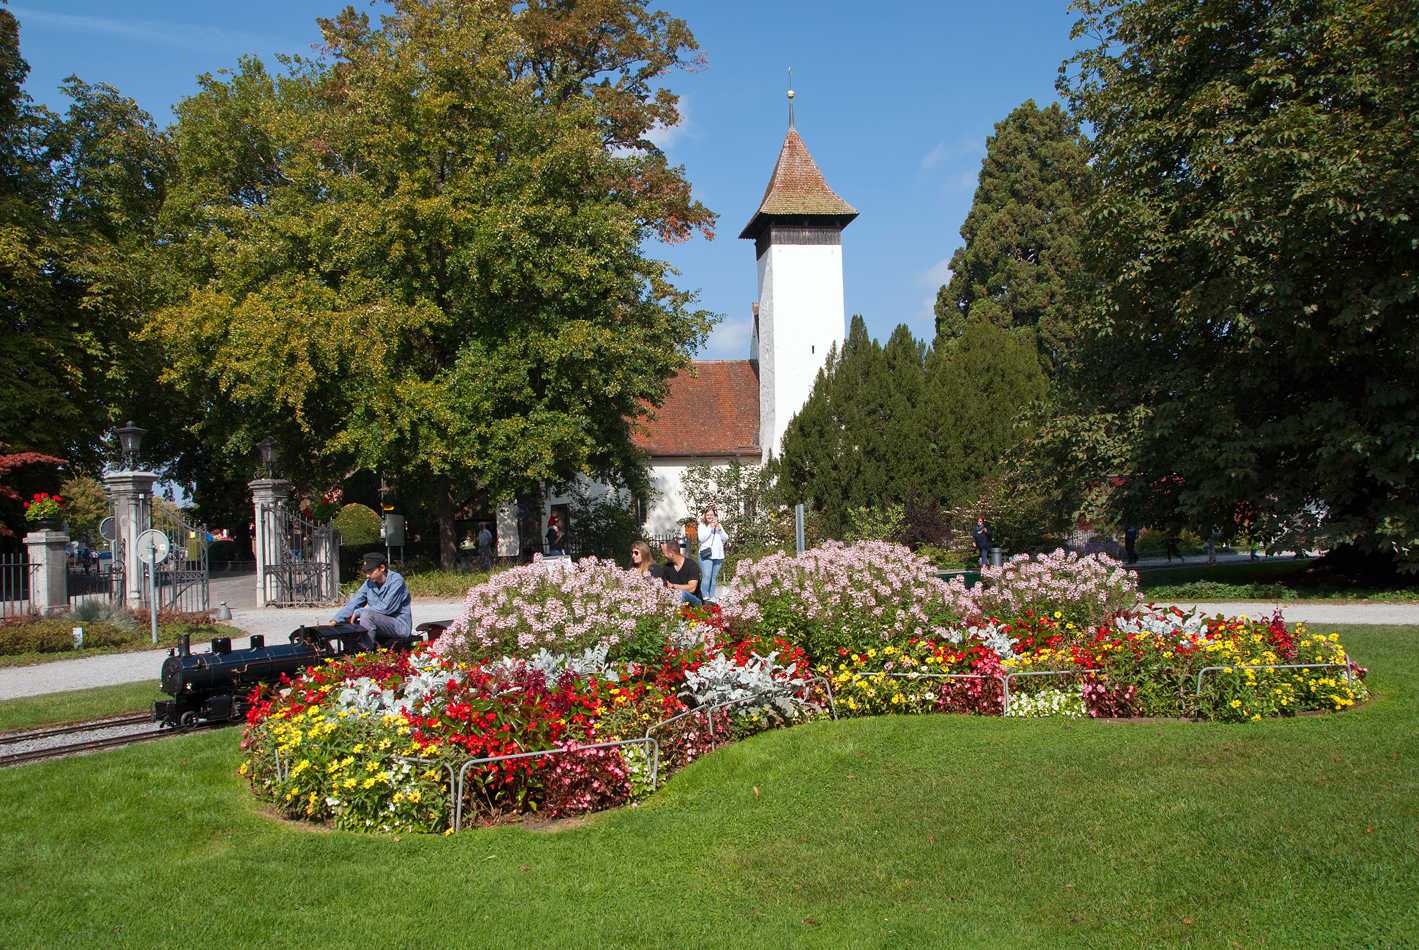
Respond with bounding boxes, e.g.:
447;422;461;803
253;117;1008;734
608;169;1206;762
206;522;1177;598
271;678;837;833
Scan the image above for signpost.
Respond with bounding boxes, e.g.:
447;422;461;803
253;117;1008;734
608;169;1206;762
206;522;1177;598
136;528;170;645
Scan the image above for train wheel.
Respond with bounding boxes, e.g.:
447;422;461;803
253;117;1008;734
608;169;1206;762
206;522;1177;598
179;711;199;730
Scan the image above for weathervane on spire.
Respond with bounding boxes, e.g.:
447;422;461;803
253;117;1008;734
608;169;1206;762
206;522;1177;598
787;67;795;130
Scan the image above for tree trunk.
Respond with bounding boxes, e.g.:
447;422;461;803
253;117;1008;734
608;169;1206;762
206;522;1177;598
437;473;457;571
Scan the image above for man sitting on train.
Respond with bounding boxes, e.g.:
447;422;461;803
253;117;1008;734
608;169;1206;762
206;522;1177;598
332;551;413;652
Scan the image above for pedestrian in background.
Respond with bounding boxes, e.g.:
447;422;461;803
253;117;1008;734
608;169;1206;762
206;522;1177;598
698;508;729;603
546;513;565;556
972;516;993;567
1124;524;1139;565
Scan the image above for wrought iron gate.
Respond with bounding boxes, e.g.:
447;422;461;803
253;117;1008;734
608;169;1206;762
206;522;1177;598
257;503;339;606
150;506;210;614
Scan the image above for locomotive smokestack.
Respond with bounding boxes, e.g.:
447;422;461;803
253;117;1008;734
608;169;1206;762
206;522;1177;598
178;634;190;657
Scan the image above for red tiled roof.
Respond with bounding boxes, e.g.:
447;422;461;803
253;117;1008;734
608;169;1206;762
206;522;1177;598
738;128;858;239
633;361;760;457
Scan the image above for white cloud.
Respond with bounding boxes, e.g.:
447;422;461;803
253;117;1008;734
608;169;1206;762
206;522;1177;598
917;257;953;288
921;142;948;170
644;94;693;151
701;316;752;359
10;7;280;54
921;132;986;171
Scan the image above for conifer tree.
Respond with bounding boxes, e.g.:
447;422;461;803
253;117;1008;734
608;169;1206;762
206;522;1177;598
881;323;928;499
923;321;1048;506
934;100;1091;373
779;316;890;536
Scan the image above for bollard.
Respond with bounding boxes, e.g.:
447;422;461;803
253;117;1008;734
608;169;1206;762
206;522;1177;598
214;601;232;621
990;547;1003;567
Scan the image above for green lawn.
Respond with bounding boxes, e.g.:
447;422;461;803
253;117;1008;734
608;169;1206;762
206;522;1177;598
1137;561;1419;603
0;680;159;732
1;624;1414;949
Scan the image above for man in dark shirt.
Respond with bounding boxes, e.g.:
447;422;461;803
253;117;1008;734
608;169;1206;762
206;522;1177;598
660;540;702;606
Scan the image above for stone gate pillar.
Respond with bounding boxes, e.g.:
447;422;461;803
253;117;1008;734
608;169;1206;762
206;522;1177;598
104;470;158;606
250;477;292;608
24;527;69;615
312;523;339;602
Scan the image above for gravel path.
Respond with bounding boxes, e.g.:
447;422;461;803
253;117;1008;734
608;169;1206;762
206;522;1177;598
0;598;1414;702
1157;601;1419;625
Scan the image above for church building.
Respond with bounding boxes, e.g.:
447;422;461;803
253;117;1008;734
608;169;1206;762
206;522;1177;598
524;104;856;549
627;106;858;534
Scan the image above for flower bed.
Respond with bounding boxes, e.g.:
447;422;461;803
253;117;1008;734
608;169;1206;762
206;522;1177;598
242;603;822;832
824;605;1366;723
241;543;1369;835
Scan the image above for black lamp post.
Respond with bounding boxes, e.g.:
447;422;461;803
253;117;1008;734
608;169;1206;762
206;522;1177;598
115;421;147;470
256;437;280;478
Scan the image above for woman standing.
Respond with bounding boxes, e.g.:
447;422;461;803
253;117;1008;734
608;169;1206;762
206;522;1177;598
697;508;730;603
546;514;565;556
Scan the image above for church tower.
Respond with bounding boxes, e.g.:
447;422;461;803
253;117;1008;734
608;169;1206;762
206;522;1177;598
740;93;858;460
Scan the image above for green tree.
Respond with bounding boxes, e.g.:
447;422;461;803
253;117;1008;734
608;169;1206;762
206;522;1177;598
150;0;715;569
0;8;171;468
1060;0;1419;570
58;474;107;542
880;323;928;499
935;100;1091;373
778;316;891;536
923;320;1049;507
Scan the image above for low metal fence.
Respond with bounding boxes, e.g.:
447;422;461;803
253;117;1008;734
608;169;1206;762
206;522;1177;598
272;677;838;833
0;552;37;620
1194;662;1354;696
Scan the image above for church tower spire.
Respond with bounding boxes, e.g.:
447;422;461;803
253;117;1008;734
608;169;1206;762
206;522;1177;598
740;91;857;460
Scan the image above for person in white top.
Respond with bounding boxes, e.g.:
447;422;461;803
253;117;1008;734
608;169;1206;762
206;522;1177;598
697;508;730;603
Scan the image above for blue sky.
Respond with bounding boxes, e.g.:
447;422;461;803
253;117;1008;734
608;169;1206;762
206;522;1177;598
12;0;1083;358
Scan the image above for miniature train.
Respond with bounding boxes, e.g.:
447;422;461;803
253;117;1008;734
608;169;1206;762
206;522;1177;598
152;620;452;730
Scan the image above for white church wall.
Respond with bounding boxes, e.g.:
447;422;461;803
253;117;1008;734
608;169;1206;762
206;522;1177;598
757;242;845;456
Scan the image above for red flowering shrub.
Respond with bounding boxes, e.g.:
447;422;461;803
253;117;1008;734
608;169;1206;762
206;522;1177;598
540;746;633;817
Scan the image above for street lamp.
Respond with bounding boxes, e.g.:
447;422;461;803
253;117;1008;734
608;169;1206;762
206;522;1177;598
256;437;280;478
115;421;147;470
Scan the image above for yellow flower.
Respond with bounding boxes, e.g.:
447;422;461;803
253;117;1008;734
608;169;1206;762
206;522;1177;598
1229;699;1242;708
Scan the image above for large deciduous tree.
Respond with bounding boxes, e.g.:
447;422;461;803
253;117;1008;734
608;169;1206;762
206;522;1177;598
935;99;1091;373
0;8;169;469
1059;0;1419;571
150;0;716;568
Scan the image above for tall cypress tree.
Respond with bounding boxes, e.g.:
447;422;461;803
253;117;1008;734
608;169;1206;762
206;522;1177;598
924;320;1049;506
935;100;1091;373
881;323;927;500
780;315;891;535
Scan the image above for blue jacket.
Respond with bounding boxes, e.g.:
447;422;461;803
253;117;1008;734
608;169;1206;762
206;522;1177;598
333;570;412;637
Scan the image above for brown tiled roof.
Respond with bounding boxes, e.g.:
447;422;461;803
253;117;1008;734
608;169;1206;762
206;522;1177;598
633;360;760;457
738;128;858;239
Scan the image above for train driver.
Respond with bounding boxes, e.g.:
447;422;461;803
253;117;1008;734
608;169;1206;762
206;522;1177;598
332;551;413;651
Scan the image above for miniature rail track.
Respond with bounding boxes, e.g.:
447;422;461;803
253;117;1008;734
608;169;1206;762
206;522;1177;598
0;713;208;769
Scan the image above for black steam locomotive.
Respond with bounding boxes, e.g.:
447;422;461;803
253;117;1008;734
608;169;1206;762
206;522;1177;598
152;620;453;729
